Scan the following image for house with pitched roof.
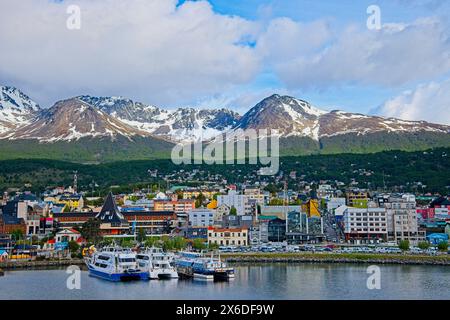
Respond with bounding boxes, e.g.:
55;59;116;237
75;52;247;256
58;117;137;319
95;192;129;236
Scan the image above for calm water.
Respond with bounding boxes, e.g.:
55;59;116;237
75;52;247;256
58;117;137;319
0;264;449;300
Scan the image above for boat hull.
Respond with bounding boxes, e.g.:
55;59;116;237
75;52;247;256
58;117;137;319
87;265;149;282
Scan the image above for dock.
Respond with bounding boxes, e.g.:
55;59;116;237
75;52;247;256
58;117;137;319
0;259;85;270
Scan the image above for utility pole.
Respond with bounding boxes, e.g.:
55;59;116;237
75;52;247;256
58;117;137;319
284;180;288;235
73;171;78;194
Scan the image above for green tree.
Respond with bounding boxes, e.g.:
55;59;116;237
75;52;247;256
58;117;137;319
137;228;147;243
399;240;410;251
11;229;23;241
68;240;80;253
229;206;237;215
81;218;102;244
192;238;207;250
144;237;159;247
172;236;187;250
418;241;430;250
195;193;206;208
208;242;219;250
120;238;134;248
437;241;448;252
269;198;284;206
264;184;279;194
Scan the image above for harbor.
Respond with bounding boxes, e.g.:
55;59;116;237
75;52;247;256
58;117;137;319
1;263;449;300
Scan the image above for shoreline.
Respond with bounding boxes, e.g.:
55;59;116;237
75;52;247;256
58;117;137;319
1;253;449;270
221;253;450;266
0;259;85;270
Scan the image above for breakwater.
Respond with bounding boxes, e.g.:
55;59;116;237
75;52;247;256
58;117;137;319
0;259;85;270
222;253;450;266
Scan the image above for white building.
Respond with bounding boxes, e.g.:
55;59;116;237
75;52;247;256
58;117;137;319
55;228;81;243
217;190;247;216
379;194;425;245
327;198;346;212
317;184;335;198
343;207;388;243
244;188;267;205
188;208;216;227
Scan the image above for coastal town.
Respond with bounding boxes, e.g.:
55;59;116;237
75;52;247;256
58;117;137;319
1;171;449;270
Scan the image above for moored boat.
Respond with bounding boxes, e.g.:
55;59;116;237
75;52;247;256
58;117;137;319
175;251;234;281
85;246;148;282
136;247;178;279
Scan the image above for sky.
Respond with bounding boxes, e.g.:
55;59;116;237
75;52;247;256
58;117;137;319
0;0;449;124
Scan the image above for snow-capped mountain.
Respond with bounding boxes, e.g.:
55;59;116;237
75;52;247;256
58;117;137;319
235;94;449;140
3;98;148;142
236;94;326;140
0;86;40;134
318;110;448;138
0;87;448;161
78;95;240;142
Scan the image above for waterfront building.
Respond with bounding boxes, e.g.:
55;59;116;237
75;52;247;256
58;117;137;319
95;193;130;236
260;205;302;220
286;211;325;244
55;228;82;243
343;207;388;243
426;233;449;245
188;208;215;227
185;226;208;240
221;215;254;229
53;209;176;235
207;226;248;246
378;194;425;245
267;218;286;242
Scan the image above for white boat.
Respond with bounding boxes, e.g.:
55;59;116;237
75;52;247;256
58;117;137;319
136;247;178;279
85;246;149;282
175;251;235;281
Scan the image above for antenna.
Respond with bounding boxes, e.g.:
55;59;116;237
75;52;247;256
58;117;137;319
284;180;288;235
73;170;78;194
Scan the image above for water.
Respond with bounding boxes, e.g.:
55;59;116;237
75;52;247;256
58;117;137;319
0;264;449;300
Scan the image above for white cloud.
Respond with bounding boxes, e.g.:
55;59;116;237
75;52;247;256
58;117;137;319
377;79;450;125
264;17;450;89
0;0;260;107
1;0;450;115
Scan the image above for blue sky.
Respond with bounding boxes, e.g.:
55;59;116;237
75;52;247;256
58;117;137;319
1;0;449;123
204;0;450;114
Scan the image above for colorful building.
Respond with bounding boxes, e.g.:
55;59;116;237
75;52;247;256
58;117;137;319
207;226;248;246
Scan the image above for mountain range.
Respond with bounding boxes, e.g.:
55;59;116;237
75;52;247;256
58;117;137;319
0;85;449;162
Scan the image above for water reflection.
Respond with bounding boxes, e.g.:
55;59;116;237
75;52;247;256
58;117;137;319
0;264;449;300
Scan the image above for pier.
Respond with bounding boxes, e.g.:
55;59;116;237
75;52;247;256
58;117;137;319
0;259;85;270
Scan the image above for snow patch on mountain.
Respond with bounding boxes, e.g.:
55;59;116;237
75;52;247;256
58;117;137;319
0;86;40;134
